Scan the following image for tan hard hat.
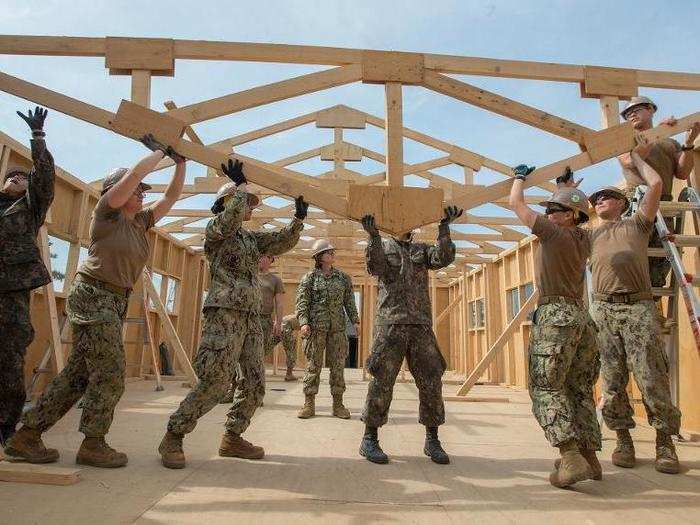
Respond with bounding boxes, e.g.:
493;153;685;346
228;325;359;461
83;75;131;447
101;167;152;195
588;186;630;212
212;182;260;213
311;238;335;258
620;96;657;119
539;188;591;222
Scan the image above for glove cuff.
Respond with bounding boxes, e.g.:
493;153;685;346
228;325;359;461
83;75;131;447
438;221;451;236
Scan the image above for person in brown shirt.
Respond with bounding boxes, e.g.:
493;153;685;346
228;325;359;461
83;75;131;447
588;141;682;475
510;165;600;488
6;135;186;468
617;96;700;289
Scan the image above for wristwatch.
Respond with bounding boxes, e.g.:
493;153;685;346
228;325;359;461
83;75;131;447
681;143;695;151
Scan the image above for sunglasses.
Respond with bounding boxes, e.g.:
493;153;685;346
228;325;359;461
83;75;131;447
594;194;620;205
545;205;570;215
623;105;652;119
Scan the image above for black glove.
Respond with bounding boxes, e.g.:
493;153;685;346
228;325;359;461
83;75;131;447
556;166;573;186
361;214;379;237
165;145;186;164
440;205;463;225
221;158;246;185
140;133;168;154
17;106;48;133
513;164;536;180
294;196;309;220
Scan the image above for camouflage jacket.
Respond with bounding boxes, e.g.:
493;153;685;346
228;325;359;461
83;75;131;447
367;224;455;325
0;138;55;292
296;267;359;332
203;190;303;311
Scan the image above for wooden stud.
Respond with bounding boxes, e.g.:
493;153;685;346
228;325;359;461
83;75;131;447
384;82;404;187
111;99;185;144
130;70;152;107
582;66;638;99
38;226;64;372
362;50;424;85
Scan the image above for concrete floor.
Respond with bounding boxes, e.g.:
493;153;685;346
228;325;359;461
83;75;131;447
1;369;699;524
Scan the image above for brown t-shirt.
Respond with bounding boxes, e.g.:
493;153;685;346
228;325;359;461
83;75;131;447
260;272;284;315
78;195;154;289
622;138;680;198
589;212;654;295
532;215;590;300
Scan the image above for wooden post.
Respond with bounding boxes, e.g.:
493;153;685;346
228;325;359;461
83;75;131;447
384;82;404;187
141;274;163;391
333;127;343;172
130;70;152;108
599;96;620;128
38;226;64;372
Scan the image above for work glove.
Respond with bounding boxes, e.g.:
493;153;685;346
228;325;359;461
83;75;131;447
140;133;168;154
294;195;309;220
361;214;379;237
17;106;48;132
221;158;246;186
440;205;463;225
513;164;536;180
165;145;186;164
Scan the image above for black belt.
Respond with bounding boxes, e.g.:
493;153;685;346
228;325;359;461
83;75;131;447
593;292;652;304
537;295;583;307
76;273;131;297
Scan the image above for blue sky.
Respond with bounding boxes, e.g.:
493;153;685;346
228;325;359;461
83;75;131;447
1;1;698;282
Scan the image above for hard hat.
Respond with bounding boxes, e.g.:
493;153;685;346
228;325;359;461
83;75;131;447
620;96;657;119
539;187;591;222
588;186;630;213
101;167;152;195
211;182;260;214
311;238;335;258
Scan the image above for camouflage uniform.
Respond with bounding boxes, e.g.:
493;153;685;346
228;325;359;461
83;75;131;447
296;268;359;396
590;300;681;435
0;137;54;432
362;227;454;428
281;314;300;369
167;190;302;436
23;277;128;437
261;314;281;359
528;302;601;450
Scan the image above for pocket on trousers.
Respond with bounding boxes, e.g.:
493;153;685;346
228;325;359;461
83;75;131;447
528;325;573;389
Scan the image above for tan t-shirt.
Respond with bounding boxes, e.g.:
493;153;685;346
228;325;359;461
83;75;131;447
589;212;654;295
78;195;154;289
260;272;284;315
532;215;590;300
622;138;680;198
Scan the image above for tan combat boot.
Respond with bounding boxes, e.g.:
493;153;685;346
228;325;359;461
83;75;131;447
159;431;186;469
219;432;264;460
284;367;297;382
3;426;59;464
332;394;351;419
297;394;315;419
611;429;635;468
655;432;680;474
549;440;592;488
76;437;128;468
555;447;602;480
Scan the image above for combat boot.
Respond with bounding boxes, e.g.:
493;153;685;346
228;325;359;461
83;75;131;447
332;394;351;419
3;426;59;464
219;432;264;460
297;394;315;419
359;426;388;464
76;437;128;468
655;432;680;474
159;431;186;469
549;440;592;488
424;426;450;465
284;367;297;381
611;429;635;468
555;447;602;480
0;423;16;448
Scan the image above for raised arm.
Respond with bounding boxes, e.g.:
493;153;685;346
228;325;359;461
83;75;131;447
633;137;663;222
426;206;460;269
508;164;538;229
205;188;246;242
362;215;388;276
253;196;307;255
676;121;699;181
17;107;54;226
150;153;186;222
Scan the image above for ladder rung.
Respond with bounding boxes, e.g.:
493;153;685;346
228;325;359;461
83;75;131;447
674;235;700;248
659;202;700;214
124;318;145;325
648;248;667;257
652;287;676;297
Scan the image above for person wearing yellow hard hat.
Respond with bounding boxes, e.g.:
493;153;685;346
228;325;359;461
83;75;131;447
510;164;601;488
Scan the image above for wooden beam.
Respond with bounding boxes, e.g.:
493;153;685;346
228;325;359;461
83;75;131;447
456;288;539;396
435;290;463;326
0;463;81;486
167;64;363;125
130;70;151;107
422;70;593;145
384;82;404;186
38;226;64;372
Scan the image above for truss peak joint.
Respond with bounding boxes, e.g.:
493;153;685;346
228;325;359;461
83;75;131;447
105;37;175;76
581;65;638;100
362;50;425;85
315;105;366;129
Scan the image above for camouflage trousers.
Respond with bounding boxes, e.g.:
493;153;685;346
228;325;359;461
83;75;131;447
590;300;681;434
168;307;264;436
0;290;33;429
261;314;281;359
23;278;128;437
362;324;447;428
528;302;601;450
281;324;297;369
302;328;348;396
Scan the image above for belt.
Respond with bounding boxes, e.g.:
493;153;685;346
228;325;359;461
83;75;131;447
76;273;131;297
537;295;583;307
593;292;652;304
